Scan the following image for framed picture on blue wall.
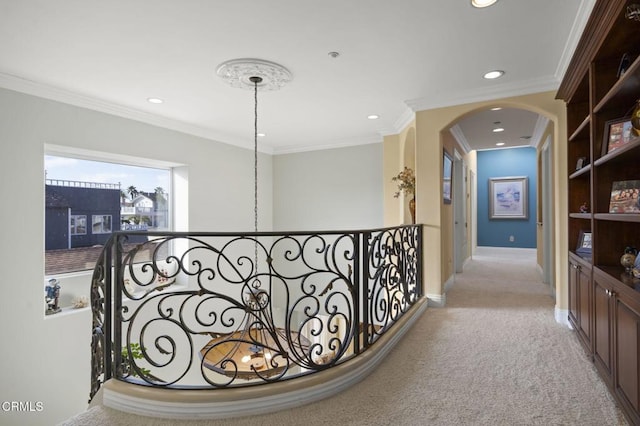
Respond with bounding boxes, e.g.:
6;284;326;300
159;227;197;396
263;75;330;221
489;176;528;219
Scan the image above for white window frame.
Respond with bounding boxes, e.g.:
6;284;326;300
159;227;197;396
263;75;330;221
44;144;182;277
92;214;112;234
70;215;87;235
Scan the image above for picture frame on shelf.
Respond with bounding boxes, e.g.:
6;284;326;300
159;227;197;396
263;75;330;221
602;117;635;155
489;176;528;220
609;180;640;213
576;230;592;255
575;156;587;170
617;53;630;78
443;149;452;205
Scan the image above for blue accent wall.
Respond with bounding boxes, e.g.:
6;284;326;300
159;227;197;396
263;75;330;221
477;147;537;248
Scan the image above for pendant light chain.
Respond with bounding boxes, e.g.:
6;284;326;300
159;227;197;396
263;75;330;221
254;79;258;235
253;77;260;282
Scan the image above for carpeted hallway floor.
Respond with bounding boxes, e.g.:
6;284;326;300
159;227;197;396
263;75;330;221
62;247;627;425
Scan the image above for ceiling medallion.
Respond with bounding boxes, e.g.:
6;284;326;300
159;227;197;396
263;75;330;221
216;58;292;91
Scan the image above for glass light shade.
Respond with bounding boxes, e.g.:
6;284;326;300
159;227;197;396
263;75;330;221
472;0;498;8
483;70;505;79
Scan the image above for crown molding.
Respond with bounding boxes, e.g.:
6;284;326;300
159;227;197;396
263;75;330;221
405;75;559;113
0;72;274;155
476;144;534;153
553;0;597;81
388;107;416;136
529;115;550;149
449;125;472;155
273;136;382;155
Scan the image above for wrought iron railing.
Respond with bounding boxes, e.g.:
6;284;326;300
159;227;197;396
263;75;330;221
90;225;422;401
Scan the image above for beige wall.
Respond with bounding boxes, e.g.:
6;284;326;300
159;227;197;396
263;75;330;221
536;121;556;274
441;131;457;285
384;91;568;312
383;121;416;225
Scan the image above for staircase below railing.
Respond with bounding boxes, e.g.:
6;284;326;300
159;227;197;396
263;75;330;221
90;225;423;414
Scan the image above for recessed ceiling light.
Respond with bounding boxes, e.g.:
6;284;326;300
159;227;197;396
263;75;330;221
490;107;502;111
496;142;505;146
367;114;379;120
328;51;340;58
493;127;505;133
147;97;163;104
483;70;505;79
472;0;498;8
257;133;266;137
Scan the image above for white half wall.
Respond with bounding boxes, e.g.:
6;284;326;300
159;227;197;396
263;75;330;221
273;144;384;231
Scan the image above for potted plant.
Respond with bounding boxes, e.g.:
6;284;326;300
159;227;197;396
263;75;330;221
392;167;416;223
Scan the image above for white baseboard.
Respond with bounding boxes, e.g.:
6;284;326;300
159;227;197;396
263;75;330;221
536;264;543;279
427;275;454;308
555;307;572;329
463;257;472;269
444;275;454;293
427;293;446;308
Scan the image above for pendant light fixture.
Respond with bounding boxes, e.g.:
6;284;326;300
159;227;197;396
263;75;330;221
199;59;309;381
471;0;498;8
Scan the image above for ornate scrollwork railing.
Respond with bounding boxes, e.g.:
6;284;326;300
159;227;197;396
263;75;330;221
89;225;422;401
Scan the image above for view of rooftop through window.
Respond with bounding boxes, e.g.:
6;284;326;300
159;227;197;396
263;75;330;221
44;155;171;275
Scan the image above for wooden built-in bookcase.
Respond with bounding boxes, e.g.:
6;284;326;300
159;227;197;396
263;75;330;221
557;0;640;423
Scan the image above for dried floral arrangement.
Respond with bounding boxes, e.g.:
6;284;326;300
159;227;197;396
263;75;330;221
392;167;415;198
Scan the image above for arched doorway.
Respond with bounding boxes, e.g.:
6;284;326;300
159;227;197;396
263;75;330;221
401;91;566;314
445;106;554;285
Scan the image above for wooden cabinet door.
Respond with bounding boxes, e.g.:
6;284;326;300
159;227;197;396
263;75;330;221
577;262;591;348
615;291;640;423
568;256;579;329
593;272;613;384
569;253;592;350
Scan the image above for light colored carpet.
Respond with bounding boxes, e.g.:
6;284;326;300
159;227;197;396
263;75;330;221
61;247;627;425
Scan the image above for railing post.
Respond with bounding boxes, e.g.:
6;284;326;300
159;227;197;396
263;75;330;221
352;232;361;355
361;231;370;351
416;225;423;298
103;239;113;381
112;234;123;379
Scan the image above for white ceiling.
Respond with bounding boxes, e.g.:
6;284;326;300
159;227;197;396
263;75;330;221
0;0;594;154
453;107;546;152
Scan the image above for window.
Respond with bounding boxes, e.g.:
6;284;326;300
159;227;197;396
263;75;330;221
70;215;87;235
92;215;112;234
45;153;172;275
